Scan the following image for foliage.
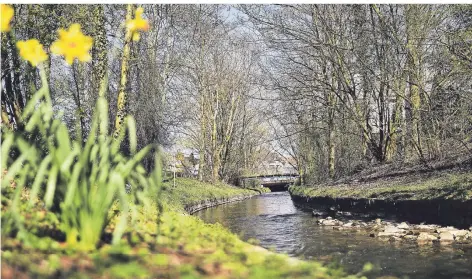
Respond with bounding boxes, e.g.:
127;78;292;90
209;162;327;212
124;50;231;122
1;69;159;251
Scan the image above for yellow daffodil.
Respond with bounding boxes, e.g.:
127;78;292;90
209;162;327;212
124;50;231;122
1;4;14;32
126;7;149;41
51;24;93;65
16;39;48;67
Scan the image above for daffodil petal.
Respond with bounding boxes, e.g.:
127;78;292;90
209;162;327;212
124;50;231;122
50;42;61;55
50;23;93;65
136;7;144;17
69;23;81;34
1;4;14;33
65;55;74;65
16;39;48;67
79;53;91;62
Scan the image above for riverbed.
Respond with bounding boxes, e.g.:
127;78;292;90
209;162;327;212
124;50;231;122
195;192;472;279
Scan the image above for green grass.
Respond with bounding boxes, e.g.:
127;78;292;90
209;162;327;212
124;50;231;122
289;172;472;201
159;178;257;212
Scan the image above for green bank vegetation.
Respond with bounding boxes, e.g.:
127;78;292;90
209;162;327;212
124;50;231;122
160;178;256;212
289;172;472;201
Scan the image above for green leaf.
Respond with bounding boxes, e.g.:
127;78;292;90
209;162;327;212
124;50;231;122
44;165;59;208
56;125;72;158
29;155;52;205
64;162;82;206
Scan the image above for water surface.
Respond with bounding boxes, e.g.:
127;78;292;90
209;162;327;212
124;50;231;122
196;192;472;279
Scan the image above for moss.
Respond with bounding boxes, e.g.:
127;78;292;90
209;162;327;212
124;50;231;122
289;172;472;201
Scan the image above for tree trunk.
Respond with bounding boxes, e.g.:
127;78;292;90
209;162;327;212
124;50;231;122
92;5;108;98
114;4;134;138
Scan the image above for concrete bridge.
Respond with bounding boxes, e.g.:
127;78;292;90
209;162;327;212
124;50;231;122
239;174;299;191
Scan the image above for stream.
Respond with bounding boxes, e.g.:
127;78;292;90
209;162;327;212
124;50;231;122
195;192;472;279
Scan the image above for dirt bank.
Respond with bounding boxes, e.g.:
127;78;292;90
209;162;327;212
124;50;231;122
289;162;472;228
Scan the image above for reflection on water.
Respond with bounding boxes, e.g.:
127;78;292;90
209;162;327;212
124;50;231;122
196;192;472;279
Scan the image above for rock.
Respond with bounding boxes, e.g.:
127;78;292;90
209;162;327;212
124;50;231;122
436;226;457;233
383;226;403;234
452;230;469;238
322;220;337;226
416;224;437;230
375;218;382;225
397;222;409;229
455;233;471;241
378;232;400;237
383;222;394;228
326;217;333;220
417;232;437;241
372;224;381;230
439;232;455;242
377;226;405;237
469;226;472;232
317;219;325;224
343;222;353;227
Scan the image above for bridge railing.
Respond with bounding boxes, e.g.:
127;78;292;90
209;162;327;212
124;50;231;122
239;174;300;187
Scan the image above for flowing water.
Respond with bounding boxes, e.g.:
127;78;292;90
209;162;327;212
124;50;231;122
195;192;472;279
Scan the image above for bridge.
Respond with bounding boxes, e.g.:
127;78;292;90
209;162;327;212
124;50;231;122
239;174;299;191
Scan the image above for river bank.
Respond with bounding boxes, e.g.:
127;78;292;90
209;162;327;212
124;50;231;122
2;178;361;279
158;178;268;214
289;170;472;228
288;166;472;248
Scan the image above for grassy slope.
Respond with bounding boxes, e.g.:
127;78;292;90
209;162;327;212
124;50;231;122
289;171;472;201
160;178;257;211
2;178;362;279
